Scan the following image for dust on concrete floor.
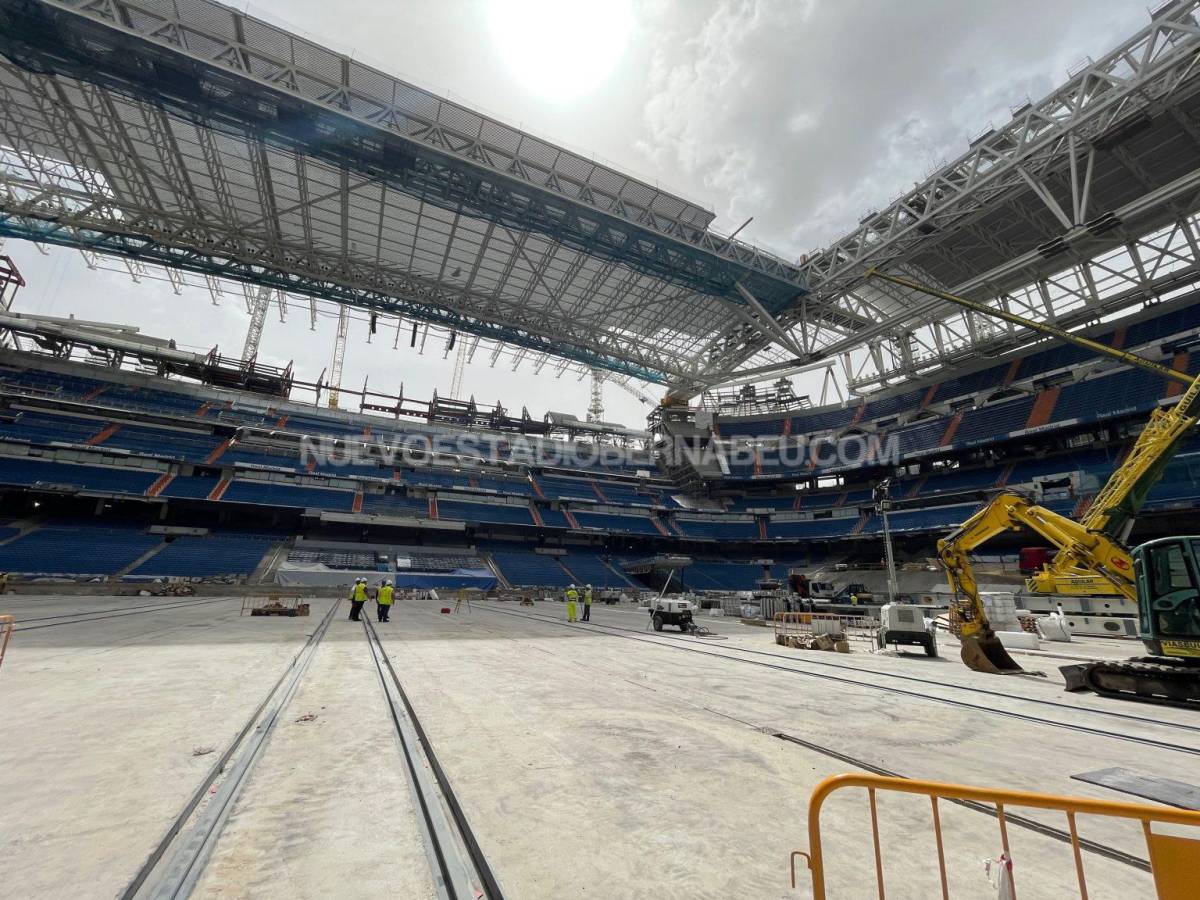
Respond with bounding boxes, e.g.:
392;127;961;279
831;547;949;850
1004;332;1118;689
2;593;1194;899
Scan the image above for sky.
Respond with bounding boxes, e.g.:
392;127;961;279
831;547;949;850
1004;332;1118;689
4;0;1151;427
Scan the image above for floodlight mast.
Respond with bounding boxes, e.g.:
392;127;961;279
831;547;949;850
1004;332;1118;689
874;478;900;604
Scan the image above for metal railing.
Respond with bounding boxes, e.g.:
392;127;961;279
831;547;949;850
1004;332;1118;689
791;773;1200;899
774;612;876;650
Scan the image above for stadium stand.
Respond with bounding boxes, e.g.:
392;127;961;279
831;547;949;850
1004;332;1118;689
0;456;160;493
222;480;356;510
131;533;275;577
673;516;760;540
437;498;535;526
4;287;1200;588
489;550;572;587
538;475;602;501
161;475;222;499
559;551;635;588
573;510;661;535
360;493;429;516
767;517;862;540
0;522;162;576
860;503;980;535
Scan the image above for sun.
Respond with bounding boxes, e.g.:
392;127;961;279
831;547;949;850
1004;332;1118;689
486;0;634;102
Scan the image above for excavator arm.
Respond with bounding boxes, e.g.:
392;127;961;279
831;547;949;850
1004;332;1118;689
867;268;1200;598
938;494;1137;673
1039;373;1200;592
864;270;1200;681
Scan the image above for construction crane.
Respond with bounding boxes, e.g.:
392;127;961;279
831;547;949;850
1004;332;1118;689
327;306;349;409
587;368;606;423
869;270;1200;703
241;284;272;363
607;374;658;406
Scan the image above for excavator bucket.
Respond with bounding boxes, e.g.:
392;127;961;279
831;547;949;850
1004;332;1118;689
960;634;1024;675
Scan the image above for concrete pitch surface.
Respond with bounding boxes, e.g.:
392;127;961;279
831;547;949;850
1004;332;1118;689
2;593;1196;899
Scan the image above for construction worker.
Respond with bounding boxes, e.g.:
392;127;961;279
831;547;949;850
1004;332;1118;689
377;580;394;623
849;591;859;607
349;578;368;621
565;584;579;622
582;584;593;622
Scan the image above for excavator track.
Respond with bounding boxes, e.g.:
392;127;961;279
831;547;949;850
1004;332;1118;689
1062;657;1200;706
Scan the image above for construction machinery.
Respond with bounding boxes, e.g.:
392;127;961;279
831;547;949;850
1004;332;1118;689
869;270;1200;702
649;596;696;632
940;504;1200;703
876;603;938;657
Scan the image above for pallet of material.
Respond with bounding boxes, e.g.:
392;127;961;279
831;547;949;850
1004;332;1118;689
249;601;310;617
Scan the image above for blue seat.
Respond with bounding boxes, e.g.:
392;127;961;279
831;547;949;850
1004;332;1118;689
437;499;534;526
0;457;158;494
767;517;860;540
132;534;274;577
951;398;1034;446
560;552;635;588
674;517;759;539
573;510;661;535
0;523;162;575
222;480;355;510
490;550;572;587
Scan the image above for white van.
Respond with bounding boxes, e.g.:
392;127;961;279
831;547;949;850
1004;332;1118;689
808;581;837;600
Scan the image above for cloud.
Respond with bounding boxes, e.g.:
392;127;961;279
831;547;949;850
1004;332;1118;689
637;0;1149;256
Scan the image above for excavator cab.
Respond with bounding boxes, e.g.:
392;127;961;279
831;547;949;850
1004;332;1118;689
1134;537;1200;659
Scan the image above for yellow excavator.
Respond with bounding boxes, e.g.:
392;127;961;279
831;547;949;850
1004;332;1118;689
869;271;1200;704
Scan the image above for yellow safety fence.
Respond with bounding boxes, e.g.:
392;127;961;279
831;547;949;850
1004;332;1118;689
791;773;1200;899
0;614;12;671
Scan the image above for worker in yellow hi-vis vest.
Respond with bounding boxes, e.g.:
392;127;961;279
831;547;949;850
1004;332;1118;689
349;578;368;621
377;580;394;623
565;584;579;622
582;584;593;622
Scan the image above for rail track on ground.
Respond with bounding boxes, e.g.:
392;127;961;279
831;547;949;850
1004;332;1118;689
118;599;340;900
10;596;236;631
707;706;1155;873
113;600;502;900
479;605;1200;757
363;615;506;900
475;604;1166;873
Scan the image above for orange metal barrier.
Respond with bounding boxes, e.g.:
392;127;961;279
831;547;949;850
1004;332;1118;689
0;614;13;671
774;611;875;649
791;773;1200;899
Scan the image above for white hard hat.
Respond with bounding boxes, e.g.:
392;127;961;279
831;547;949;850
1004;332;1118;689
569;583;576;588
385;580;392;587
587;584;592;588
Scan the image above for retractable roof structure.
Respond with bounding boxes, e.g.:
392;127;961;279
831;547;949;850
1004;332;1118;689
0;0;810;388
1;2;1198;401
